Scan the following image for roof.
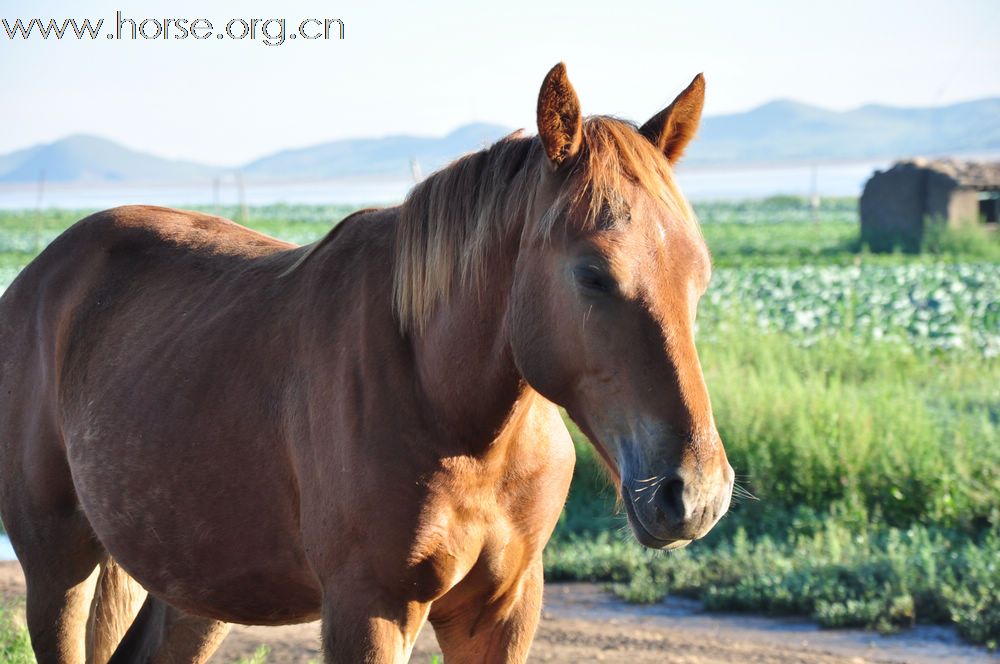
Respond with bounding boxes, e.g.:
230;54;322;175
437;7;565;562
894;158;1000;190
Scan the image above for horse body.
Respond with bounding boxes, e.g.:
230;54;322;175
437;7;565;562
0;63;733;662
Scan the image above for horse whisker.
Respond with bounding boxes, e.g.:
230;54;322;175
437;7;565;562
634;475;664;484
631;477;668;494
632;478;667;493
732;483;759;501
646;483;664;505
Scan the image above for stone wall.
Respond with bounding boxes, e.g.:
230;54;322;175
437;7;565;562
860;163;930;252
947;190;982;228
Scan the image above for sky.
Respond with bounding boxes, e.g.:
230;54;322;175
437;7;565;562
2;0;998;166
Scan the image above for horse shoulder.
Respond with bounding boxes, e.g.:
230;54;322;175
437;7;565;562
401;400;575;607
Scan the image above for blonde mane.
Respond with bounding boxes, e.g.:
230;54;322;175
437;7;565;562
392;117;699;332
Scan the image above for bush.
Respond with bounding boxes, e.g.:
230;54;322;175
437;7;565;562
545;523;1000;647
922;220;1000;261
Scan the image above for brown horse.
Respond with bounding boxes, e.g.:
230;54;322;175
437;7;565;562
0;63;732;663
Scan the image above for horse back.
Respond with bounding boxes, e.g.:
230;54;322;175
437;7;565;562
0;204;300;432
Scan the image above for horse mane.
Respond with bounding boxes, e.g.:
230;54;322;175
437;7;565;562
392;117;698;333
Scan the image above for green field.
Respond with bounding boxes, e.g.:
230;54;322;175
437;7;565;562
0;197;997;653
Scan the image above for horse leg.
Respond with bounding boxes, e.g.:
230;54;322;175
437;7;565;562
109;596;230;664
86;559;147;662
2;421;106;664
320;580;429;664
15;513;105;664
429;561;544;664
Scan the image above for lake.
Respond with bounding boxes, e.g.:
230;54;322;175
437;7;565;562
0;535;14;561
0;160;889;210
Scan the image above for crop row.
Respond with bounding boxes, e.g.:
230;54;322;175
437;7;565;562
699;262;1000;356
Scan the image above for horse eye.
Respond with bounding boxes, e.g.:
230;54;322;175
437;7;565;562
574;266;614;294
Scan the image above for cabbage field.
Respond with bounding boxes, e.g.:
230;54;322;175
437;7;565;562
700;263;1000;356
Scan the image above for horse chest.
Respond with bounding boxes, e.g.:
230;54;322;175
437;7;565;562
398;468;564;603
403;517;522;604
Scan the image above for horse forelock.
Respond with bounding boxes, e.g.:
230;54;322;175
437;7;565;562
392;117;700;333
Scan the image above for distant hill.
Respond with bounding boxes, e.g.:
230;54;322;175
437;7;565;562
0;134;217;183
242;122;509;179
690;98;1000;163
1;98;997;184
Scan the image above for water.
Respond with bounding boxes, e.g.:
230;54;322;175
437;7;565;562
0;176;415;210
0;535;15;561
677;159;886;200
0;160;888;210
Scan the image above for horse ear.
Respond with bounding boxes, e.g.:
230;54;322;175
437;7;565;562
537;63;583;168
639;73;705;164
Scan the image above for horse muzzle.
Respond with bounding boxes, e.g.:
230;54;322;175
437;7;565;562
621;462;734;549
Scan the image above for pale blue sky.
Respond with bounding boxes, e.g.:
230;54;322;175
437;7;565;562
2;0;998;165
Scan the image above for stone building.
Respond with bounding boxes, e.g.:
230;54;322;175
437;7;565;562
860;159;1000;252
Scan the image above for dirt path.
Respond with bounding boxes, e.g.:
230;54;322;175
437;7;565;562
0;562;994;663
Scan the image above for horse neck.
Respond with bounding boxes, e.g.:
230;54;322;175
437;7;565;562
410;200;536;455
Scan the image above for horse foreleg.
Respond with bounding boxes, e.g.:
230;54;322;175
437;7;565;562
320;579;429;664
10;506;105;663
23;552;101;664
429;560;543;664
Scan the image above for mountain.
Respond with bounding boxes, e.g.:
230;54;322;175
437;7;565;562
1;99;997;184
242;122;509;180
0;134;217;183
689;98;1000;163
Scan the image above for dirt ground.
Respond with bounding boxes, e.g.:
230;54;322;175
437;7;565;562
0;562;994;663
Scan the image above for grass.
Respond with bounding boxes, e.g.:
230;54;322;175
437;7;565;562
0;603;33;664
922;219;1000;261
704;329;997;531
233;646;271;664
0;197;997;650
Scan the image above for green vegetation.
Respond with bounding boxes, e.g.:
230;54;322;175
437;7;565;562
0;196;997;649
695;196;1000;266
547;525;999;648
701;263;1000;355
921;219;1000;262
0;603;32;664
232;646;271;664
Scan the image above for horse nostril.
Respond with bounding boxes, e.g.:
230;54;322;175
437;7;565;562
656;478;686;522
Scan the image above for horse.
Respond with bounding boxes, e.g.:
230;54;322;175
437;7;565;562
0;63;733;663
